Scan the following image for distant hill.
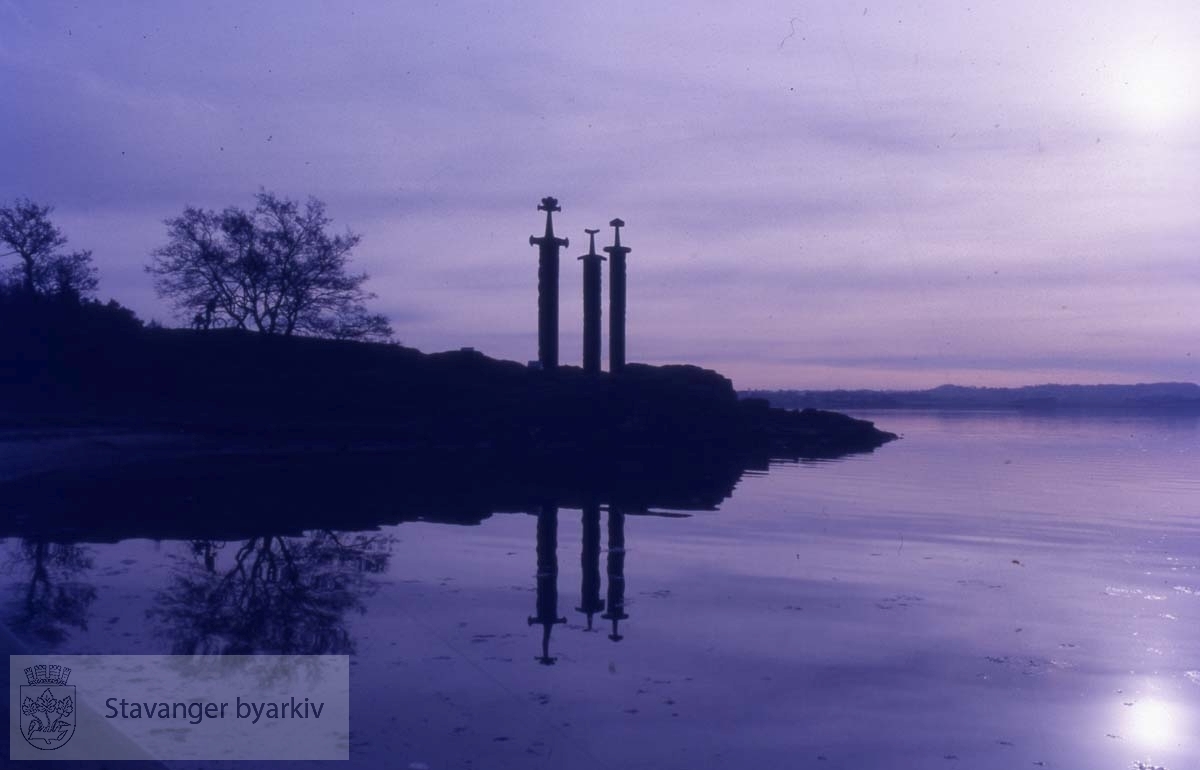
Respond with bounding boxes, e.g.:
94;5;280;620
743;382;1200;412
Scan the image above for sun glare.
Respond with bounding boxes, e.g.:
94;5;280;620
1126;698;1176;749
1111;47;1197;128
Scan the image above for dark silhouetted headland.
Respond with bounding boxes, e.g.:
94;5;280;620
0;294;895;538
1;309;894;456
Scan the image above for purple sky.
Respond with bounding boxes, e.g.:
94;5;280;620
2;2;1197;389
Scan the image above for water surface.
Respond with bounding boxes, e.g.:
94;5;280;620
3;411;1198;769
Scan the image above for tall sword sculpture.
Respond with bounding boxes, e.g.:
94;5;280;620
603;218;631;374
529;197;568;371
578;228;606;375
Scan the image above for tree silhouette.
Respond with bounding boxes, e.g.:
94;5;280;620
2;540;97;646
149;530;391;655
0;199;98;299
147;191;391;340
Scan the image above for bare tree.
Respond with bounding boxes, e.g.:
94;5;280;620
150;531;392;655
147;191;392;341
3;539;97;646
0;199;98;298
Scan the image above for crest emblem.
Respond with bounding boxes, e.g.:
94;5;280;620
19;664;75;750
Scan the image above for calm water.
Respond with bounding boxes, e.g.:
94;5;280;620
3;411;1199;769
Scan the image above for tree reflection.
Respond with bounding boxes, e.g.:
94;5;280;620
3;539;97;646
150;530;391;655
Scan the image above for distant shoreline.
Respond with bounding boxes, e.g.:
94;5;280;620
743;382;1200;413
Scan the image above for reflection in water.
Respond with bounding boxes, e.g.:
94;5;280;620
576;504;604;630
3;539;96;646
528;505;566;665
602;506;629;642
530;502;632;663
149;531;391;655
189;539;220;573
5;413;1199;767
0;444;753;543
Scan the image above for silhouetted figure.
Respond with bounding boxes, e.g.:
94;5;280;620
601;506;629;641
576;503;605;629
528;504;567;664
603;219;631;374
529;197;568;371
189;539;222;573
191;299;216;330
578;229;606;374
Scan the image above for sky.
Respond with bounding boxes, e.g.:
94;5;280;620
1;1;1197;389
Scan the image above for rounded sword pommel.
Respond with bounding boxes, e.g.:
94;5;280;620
585;228;600;235
605;217;629;254
537;196;562;213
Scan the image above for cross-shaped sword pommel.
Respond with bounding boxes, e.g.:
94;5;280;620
530;196;568;247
